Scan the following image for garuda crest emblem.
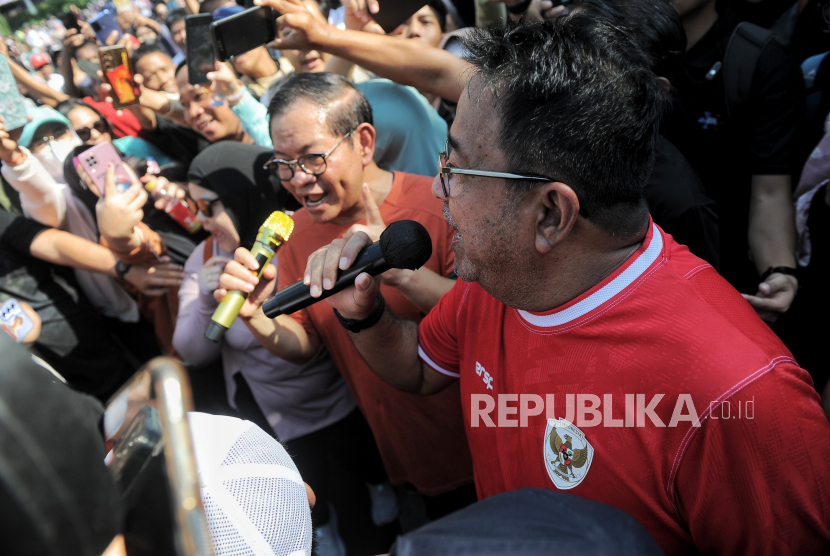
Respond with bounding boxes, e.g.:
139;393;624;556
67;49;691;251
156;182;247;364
543;418;594;489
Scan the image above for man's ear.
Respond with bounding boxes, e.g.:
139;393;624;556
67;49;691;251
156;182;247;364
355;122;376;166
534;182;580;254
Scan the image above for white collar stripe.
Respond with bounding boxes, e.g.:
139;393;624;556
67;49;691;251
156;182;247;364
518;224;663;328
418;345;461;378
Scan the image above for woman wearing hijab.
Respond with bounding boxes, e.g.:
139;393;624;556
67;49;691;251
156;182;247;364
173;142;395;554
59;144;199;359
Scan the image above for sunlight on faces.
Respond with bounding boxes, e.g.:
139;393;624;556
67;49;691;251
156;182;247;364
269;101;369;225
29;122;72;155
135;51;178;94
170;19;186;50
176;66;240;142
439;82;531;289
394;5;444;48
278;34;331;74
231;47;273;77
189;183;241;253
135;25;158;43
279;0;331;73
67;105;112;145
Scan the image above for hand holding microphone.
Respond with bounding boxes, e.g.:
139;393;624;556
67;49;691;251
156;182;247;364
215;220;433;328
263;220;433;321
205;211;294;342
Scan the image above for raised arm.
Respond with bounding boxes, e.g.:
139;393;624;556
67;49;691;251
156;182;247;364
300;230;456;395
257;0;471;103
0;42;68;107
0;119;66;228
215;247;321;365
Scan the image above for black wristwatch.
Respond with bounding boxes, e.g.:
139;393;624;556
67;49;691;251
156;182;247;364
115;260;132;280
759;266;798;282
333;293;386;333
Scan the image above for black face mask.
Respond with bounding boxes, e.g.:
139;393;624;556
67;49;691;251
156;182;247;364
76;58;101;80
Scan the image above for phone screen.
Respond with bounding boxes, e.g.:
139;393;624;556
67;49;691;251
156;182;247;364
186;14;216;85
0;299;34;343
0;57;29;131
212;7;276;62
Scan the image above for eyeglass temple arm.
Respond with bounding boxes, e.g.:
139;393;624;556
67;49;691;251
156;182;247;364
440;167;551;181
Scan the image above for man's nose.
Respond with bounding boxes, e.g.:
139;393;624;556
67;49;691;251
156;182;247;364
431;174;445;200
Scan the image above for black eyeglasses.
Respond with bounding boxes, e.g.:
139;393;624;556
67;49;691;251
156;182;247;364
74;118;110;142
438;140;589;217
263;130;354;182
196;198;221;217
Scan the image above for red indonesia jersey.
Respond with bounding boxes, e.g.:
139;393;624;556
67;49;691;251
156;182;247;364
418;222;830;555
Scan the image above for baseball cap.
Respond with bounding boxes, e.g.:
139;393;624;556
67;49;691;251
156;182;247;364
18;106;72;148
390;488;663;556
188;412;313;556
29;52;51;69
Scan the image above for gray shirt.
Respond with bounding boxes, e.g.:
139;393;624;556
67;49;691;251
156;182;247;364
173;239;356;441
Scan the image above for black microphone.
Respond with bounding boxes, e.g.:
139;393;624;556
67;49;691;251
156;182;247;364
262;220;432;318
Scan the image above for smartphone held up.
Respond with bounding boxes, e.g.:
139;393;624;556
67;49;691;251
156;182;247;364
99;45;140;109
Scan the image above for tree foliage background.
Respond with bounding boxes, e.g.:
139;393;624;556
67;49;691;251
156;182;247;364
2;0;95;34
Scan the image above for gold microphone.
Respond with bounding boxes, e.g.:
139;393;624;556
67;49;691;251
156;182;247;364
205;211;294;342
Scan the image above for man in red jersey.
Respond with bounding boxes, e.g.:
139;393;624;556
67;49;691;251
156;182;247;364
214;72;475;517
256;15;830;556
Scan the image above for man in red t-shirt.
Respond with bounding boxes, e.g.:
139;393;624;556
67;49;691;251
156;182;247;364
216;72;474;507
288;15;830;556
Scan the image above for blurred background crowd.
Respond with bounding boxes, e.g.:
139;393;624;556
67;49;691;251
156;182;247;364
0;0;828;553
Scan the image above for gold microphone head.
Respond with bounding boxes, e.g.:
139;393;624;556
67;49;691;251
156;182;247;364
259;211;295;248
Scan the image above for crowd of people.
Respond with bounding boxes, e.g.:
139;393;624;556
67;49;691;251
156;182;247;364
1;0;829;554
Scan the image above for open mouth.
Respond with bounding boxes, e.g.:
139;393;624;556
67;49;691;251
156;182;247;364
304;192;328;208
196;118;213;134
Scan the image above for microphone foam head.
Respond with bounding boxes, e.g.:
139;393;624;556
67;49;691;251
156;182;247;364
380;220;433;270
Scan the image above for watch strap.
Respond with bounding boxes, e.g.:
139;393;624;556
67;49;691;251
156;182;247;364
759;266;798;282
115;260;132;280
333;293;386;333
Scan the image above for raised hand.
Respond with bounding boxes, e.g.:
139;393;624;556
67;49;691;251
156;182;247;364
255;0;329;50
0;116;25;165
198;256;232;294
302;230;381;319
124;261;185;296
206;60;243;102
742;273;798;324
343;183;386;241
214;247;278;318
96;164;148;240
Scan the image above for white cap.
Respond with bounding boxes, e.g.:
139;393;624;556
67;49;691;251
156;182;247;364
188;412;312;556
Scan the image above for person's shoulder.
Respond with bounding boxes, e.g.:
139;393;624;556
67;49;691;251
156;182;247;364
659;231;790;360
755;33;802;82
357;79;435;117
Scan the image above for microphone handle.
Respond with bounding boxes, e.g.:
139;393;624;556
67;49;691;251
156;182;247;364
263;242;388;318
205;239;276;342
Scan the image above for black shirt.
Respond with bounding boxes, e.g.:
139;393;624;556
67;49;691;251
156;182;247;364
141;115;211;167
663;13;804;292
774;184;829;393
0;211;132;400
646;136;720;269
